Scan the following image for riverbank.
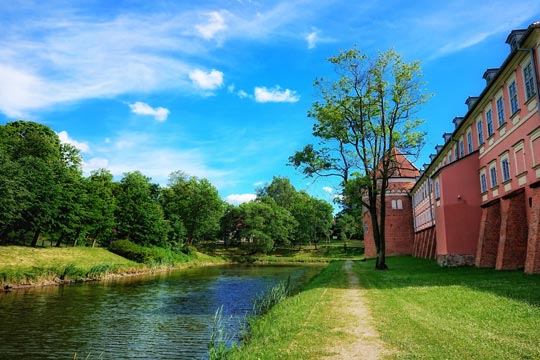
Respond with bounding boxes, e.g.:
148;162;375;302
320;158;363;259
0;245;227;290
229;257;540;359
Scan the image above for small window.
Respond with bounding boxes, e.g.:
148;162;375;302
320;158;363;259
501;157;511;182
459;140;465;158
467;131;473;153
490;165;498;188
477;120;485;145
480;172;487;193
496;96;505;127
435;180;440;199
509;81;519;114
486;109;494;137
524;62;537;100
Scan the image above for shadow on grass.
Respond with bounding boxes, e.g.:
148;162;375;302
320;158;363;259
353;256;540;307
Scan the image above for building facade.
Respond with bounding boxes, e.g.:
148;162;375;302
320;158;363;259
366;22;540;274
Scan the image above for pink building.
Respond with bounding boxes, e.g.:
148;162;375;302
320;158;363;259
363;23;540;274
408;22;540;273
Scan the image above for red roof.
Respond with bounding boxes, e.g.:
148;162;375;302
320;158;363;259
386;148;421;178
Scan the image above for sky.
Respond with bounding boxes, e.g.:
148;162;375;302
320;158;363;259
1;0;539;207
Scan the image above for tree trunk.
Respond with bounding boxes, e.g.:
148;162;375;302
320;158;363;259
30;229;41;247
72;228;82;247
55;231;65;247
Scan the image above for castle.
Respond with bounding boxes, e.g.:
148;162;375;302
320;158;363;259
363;22;540;274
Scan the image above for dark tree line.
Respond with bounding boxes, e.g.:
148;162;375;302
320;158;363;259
0;121;335;253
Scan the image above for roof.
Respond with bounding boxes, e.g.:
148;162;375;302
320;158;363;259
387;148;421;178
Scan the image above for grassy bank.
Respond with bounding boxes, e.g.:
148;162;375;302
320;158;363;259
357;257;540;359
228;257;540;359
202;239;364;263
228;261;351;359
0;245;224;288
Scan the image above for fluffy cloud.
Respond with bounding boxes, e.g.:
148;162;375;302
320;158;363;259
225;193;257;205
322;186;333;194
57;130;90;153
306;31;318;49
195;11;227;40
254;86;300;103
189;69;224;90
129;102;170;122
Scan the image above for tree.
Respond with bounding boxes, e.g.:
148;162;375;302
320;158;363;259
289;47;428;269
115;171;169;247
161;171;225;245
289;192;333;249
256;176;297;210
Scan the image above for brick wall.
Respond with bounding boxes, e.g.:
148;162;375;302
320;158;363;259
496;190;528;270
413;226;436;259
525;187;540;273
475;201;501;268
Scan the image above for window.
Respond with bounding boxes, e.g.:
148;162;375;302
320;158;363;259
490;165;498;188
467;131;473;153
454;146;459;160
524;62;537;100
513;141;526;175
477;120;484;145
391;199;403;210
501;156;511;182
496;96;505;127
486;109;494;137
449;152;453;162
509;80;519;114
459;140;465;158
435;180;440;199
480;171;487;193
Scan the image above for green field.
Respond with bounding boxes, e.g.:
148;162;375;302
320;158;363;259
230;257;540;359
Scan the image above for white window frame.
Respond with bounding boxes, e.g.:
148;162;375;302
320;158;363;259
496;96;506;127
500;153;511;182
477;119;484;145
480;169;488;193
467;130;473;153
486;109;494;137
509;80;519;114
489;162;498;188
524;61;537;100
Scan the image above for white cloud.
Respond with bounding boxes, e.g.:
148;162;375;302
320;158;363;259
237;90;251;99
129;101;170;122
195;11;227;40
306;31;318;49
322;186;333;194
57;130;90;153
225;193;257;205
254;86;299;103
189;69;224;90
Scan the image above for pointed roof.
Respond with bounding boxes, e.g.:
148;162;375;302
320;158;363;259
388;148;421;178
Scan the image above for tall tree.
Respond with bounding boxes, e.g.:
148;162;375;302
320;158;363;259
289;47;428;269
115;171;169;247
161;171;225;245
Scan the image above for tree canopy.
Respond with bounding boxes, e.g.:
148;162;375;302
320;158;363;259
290;47;429;269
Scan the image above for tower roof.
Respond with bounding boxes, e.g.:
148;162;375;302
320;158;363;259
388;148;421;178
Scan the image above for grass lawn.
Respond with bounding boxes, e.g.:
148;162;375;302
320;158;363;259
228;261;351;359
357;257;540;359
201;239;364;263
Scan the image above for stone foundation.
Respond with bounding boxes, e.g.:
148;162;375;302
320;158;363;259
437;254;475;267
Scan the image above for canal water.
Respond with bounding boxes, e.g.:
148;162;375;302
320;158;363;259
0;264;323;359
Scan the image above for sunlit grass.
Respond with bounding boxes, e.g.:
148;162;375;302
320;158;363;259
356;257;540;360
228;261;351;359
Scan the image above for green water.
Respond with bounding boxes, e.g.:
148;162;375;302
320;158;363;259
0;264;323;359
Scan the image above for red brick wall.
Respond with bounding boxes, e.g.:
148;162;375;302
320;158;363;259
413;226;436;259
475;201;501;268
496;190;528;270
525;187;540;274
363;194;415;258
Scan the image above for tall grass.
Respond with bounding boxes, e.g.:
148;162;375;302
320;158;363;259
252;276;291;316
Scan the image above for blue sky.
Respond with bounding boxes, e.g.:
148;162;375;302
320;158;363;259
1;1;539;207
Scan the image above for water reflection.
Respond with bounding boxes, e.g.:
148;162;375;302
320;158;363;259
0;264;322;359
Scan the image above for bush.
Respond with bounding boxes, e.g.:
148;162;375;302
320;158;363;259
109;239;190;266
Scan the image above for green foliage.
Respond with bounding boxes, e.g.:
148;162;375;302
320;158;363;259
115;172;170;247
289;47;430;269
162;172;225;245
252;276;291;316
108;239;189;266
208;306;238;360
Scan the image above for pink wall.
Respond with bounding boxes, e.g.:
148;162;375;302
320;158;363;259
434;152;482;256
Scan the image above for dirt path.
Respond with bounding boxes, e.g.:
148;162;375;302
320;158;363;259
322;260;386;359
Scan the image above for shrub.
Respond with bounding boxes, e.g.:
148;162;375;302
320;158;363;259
109;239;190;266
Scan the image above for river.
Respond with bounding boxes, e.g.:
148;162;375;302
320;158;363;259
0;264;323;359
